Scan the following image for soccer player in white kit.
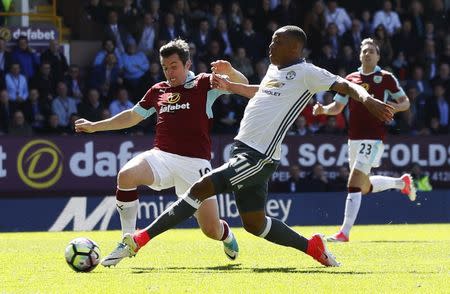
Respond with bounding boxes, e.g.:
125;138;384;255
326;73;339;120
120;26;394;267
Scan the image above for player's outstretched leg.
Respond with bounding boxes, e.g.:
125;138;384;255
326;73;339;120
369;174;416;201
243;213;340;267
400;174;417;201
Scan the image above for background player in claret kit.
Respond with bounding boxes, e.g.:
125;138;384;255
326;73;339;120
313;38;416;243
74;39;248;266
119;26;394;267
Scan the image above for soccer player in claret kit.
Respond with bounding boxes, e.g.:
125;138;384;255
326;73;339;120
313;38;416;242
75;39;248;266
119;26;394;267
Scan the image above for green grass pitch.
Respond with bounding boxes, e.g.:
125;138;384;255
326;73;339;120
1;224;449;293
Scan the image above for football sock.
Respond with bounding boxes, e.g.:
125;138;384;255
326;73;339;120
116;187;139;236
220;220;234;244
136;194;200;247
259;217;308;252
370;175;404;193
340;188;362;236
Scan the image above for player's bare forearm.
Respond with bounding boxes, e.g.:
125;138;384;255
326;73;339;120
228;67;249;85
226;82;259;98
211;60;248;85
388;96;410;113
330;79;394;122
93;109;143;132
320;101;345;115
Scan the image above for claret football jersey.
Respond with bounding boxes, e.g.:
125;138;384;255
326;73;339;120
133;71;227;160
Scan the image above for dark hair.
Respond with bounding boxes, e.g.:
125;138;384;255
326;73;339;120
159;38;190;65
279;25;307;46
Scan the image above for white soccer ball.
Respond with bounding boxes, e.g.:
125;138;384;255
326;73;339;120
65;237;101;272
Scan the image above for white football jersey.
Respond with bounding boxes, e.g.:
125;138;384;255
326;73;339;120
235;60;338;160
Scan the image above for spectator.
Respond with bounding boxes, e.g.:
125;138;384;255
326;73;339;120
170;0;191;37
428;0;448;39
30;62;55;101
425;83;449;133
136;12;158;56
281;164;307;193
0;37;12;79
236;18;265;62
5;63;28;104
328;166;349;192
303;164;329;192
51;82;78;127
64;64;84;101
146;61;163;88
119;0;139;36
228;1;244;31
159;12;184;42
0;89;15;134
212;94;240;134
411;163;432;191
373;25;394;67
22;88;50;132
230;47;254;78
192;18;212;58
93;39;123;69
418;39;439;80
91;52;123;99
431;63;450;93
109;87;134;116
250;60;269;84
318;116;344;134
84;0;107;24
303;0;326;58
287;115;310;136
211;18;235;57
78;88;103;122
207;2;225;29
360;9;373;37
323;22;342;58
9;110;32;136
372;0;402;36
121;40;149;96
40;40;69;82
200;40;224;66
342;19;367;54
11;36;39;79
324;0;351;36
41;113;67;135
392;19;420;63
406;0;425;38
104;10;131;54
254;0;273;32
272;0;299;27
338;45;359;74
407;65;432;98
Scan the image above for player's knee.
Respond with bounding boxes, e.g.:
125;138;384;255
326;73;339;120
242;221;264;236
117;168;135;187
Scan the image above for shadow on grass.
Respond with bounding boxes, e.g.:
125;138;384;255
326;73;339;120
358;240;434;244
131;264;376;275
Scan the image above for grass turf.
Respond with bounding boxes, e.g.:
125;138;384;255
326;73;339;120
1;224;449;293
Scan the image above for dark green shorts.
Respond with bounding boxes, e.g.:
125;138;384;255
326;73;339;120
210;141;279;212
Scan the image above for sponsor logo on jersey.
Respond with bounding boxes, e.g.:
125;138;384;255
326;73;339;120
361;83;370;91
167;92;181;104
286;71;296;80
373;75;382;83
159;102;191;114
264;79;285;89
17;139;63;189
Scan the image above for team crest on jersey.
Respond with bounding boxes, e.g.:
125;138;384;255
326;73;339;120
286;71;296;80
361;83;370;91
264;79;285;88
373;75;383;84
167;93;181;104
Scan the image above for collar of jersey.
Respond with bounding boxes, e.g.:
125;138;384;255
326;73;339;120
183;71;196;89
358;65;381;75
278;58;305;70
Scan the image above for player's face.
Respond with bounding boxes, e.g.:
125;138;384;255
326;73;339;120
359;44;380;68
161;53;190;87
269;32;290;66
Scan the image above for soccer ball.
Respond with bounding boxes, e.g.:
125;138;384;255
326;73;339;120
65;237;101;272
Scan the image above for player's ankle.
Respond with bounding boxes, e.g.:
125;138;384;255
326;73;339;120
134;230;151;247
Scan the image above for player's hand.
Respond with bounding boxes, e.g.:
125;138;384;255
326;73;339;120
363;96;395;122
74;118;96;133
210;72;231;91
313;103;324;116
387;101;401;114
211;60;232;75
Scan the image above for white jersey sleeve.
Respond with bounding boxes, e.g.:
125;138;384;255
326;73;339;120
304;64;338;93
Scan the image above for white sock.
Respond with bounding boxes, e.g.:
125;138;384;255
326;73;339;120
340;192;362;236
370;175;404;193
221;221;234;243
116;199;139;236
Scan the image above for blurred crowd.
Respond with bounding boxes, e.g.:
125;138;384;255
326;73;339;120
0;0;449;137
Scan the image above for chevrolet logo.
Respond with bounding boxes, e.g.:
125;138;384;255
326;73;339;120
167;93;181;104
264;80;285;88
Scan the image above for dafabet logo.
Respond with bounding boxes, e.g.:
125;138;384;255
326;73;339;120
17;139;63;189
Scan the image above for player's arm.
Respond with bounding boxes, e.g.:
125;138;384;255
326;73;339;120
74;109;144;133
330;78;394;122
211;60;249;84
388;95;410;113
313;101;346;116
211;73;258;99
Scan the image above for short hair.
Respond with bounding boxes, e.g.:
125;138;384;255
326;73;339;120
279;25;307;46
361;38;380;54
159;38;190;65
